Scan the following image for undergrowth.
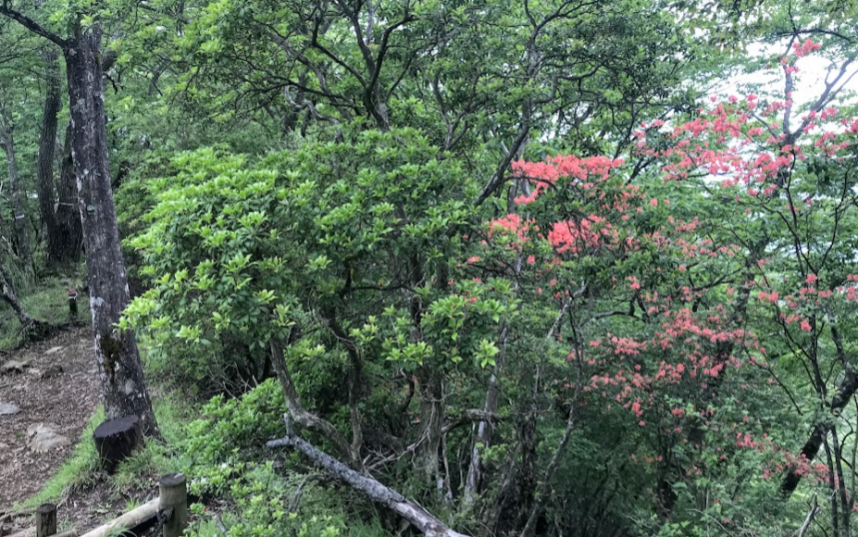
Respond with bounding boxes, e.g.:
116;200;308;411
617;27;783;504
20;380;388;537
13;302;389;537
178;379;388;537
0;275;89;350
17;395;189;510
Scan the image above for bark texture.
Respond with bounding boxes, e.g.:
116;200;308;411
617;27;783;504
55;124;83;263
416;370;445;488
64;27;158;436
36;48;81;266
36;49;60;239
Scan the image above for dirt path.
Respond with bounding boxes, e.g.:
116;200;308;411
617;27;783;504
0;326;100;510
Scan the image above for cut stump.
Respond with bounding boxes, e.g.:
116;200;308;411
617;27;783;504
35;504;56;537
93;415;143;473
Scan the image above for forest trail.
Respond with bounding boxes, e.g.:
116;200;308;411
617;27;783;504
0;326;99;510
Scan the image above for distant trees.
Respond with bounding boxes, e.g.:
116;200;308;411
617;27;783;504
36;47;81;266
0;2;159;435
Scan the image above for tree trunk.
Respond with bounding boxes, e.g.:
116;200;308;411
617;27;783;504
53;124;83;264
464;324;508;503
518;407;576;537
93;414;144;473
0;111;33;279
416;369;445;490
35;504;56;537
36;48;69;267
781;367;858;496
6;137;32;276
63;27;158;437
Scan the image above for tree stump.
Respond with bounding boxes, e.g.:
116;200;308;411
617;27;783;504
158;473;188;537
35;504;56;537
93;415;143;473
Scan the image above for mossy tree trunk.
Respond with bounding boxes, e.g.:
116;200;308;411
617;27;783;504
0;2;159;437
64;25;159;437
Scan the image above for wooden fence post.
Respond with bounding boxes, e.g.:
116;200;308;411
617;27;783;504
35;504;56;537
159;473;188;537
67;289;77;319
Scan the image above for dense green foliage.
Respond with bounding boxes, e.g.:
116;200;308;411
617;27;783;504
1;0;858;536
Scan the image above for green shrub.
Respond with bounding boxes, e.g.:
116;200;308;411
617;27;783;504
183;381;385;537
123;128;475;394
185;378;286;471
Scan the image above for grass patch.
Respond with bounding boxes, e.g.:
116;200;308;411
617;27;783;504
110;394;196;494
0;275;89;350
21;381;390;537
18;393;198;510
22;277;89;325
17;407;105;510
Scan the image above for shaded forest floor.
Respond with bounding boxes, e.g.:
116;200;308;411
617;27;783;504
0;326;165;536
0;326;99;509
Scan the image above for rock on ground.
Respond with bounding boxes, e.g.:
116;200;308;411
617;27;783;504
0;401;20;415
0;327;99;510
28;424;71;452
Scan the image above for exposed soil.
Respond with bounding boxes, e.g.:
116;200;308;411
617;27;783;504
0;326;100;511
0;327;186;536
46;484;157;537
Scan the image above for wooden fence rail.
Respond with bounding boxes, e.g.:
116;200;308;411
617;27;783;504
3;473;188;537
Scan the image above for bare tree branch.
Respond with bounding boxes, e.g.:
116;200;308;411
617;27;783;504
0;2;66;48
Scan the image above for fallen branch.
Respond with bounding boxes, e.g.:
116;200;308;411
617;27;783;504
0;509;27;524
78;499;158;537
442;409;503;435
267;415;469;537
4;527;33;537
212;514;229;537
797;494;820;537
0;261;52;341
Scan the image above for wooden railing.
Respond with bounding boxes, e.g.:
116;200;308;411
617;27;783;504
3;473;188;537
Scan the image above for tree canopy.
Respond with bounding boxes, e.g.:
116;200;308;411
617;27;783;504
1;0;858;536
